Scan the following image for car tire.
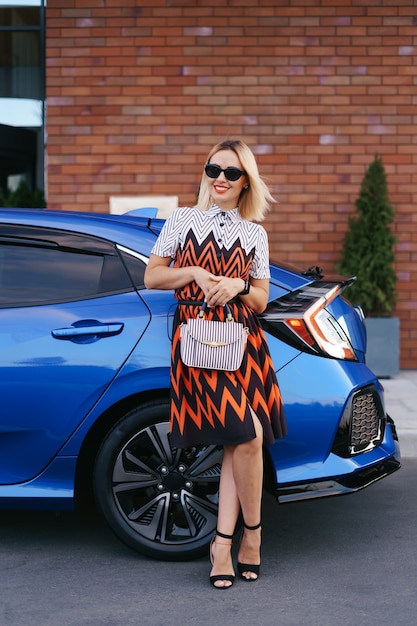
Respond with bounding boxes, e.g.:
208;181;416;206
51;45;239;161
93;398;222;560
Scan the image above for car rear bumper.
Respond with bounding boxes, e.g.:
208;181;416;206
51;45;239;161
275;428;401;504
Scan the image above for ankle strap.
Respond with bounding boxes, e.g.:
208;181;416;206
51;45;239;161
243;521;261;531
216;530;234;540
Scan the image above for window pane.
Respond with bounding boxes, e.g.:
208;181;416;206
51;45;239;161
0;31;42;99
120;250;146;289
0;8;40;28
0;230;135;307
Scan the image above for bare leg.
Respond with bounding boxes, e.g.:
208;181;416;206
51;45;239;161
209;446;239;588
234;412;263;580
210;411;264;585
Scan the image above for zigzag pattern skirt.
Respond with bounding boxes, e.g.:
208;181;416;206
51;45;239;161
170;301;287;448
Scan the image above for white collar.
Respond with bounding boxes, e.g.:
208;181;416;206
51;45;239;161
206;204;241;222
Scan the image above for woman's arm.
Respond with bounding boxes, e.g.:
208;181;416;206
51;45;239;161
145;255;269;313
144;254;218;294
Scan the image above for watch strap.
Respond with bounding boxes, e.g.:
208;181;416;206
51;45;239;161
239;279;250;295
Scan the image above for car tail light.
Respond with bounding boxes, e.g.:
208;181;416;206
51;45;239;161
260;279;358;361
286;285;356;360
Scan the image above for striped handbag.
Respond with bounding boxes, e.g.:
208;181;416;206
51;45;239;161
180;303;249;371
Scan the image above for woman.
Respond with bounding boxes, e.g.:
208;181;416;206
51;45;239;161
144;139;287;589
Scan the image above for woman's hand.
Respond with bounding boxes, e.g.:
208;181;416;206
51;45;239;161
206;276;269;313
204;276;244;307
145;255;222;296
191;267;220;297
203;274;269;313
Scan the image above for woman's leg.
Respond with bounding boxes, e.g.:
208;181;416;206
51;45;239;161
210;412;264;584
209;446;240;588
216;446;241;532
233;412;263;580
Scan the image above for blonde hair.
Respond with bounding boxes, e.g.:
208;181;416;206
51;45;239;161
195;139;276;222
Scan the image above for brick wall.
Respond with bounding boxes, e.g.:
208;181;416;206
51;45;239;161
46;1;417;368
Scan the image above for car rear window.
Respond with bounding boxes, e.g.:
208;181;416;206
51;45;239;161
0;224;136;307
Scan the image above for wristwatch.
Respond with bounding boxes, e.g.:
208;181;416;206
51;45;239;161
239;279;250;295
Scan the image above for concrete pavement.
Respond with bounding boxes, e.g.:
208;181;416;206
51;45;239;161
382;369;417;457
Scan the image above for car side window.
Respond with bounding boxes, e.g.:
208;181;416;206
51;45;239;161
0;224;134;308
119;249;146;289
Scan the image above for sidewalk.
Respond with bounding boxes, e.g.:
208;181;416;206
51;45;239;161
381;370;417;457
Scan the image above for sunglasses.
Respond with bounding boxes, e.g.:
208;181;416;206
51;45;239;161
204;163;246;182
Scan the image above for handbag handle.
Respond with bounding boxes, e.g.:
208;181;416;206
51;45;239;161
198;301;234;322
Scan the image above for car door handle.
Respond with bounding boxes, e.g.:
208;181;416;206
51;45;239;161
52;321;124;340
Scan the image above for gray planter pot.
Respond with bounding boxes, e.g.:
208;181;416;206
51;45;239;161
365;317;400;378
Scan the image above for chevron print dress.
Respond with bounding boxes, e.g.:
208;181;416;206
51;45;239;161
152;204;287;448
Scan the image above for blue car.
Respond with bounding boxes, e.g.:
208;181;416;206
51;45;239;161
0;208;401;560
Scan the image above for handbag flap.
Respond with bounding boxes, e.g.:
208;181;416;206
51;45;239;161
182;318;245;346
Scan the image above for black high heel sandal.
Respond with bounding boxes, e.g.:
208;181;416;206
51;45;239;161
209;530;235;589
237;521;261;582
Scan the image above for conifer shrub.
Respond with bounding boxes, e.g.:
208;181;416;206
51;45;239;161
336;154;396;317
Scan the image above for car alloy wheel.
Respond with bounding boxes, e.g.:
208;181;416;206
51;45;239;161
93;399;222;560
